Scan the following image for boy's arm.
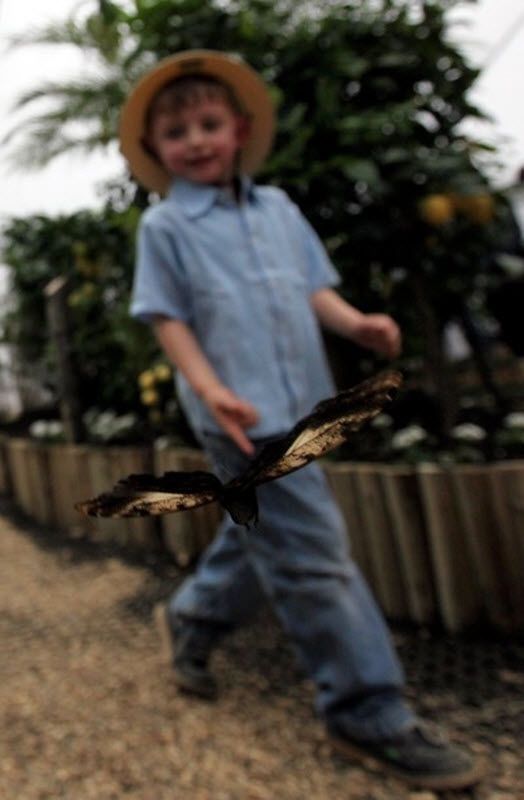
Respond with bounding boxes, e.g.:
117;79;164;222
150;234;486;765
311;288;401;360
153;316;258;455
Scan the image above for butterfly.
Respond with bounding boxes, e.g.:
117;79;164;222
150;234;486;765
75;370;402;526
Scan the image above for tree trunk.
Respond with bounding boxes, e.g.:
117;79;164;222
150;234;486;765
412;273;457;437
44;276;85;443
457;303;508;416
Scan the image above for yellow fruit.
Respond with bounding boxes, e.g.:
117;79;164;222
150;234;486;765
419;194;455;226
138;370;156;389
461;193;495;224
448;192;466;211
140;389;160;406
153;363;172;381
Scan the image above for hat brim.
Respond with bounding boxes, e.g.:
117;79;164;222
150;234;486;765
119;50;275;195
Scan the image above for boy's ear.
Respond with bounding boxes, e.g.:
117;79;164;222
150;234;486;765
235;115;252;148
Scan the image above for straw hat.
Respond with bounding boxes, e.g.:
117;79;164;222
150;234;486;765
119;49;275;194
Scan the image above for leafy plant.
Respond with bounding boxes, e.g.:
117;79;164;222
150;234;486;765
2;0;523;451
1;206;159;417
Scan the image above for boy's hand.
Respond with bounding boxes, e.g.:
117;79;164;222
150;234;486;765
310;289;401;360
352;313;402;359
201;384;259;456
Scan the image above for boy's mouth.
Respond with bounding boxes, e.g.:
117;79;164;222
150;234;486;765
187;155;216;168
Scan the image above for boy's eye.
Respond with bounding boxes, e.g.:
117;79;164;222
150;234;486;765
201;117;222;132
165;125;185;139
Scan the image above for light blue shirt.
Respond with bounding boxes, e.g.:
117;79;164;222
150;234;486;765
131;176;340;438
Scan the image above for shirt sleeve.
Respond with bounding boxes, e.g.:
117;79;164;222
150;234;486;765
287;199;341;293
130;213;193;325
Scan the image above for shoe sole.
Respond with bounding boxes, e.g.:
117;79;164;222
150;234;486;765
330;735;485;790
153;603;218;701
172;672;219;701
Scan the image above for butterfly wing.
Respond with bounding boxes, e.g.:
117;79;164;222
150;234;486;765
229;370;402;489
75;371;402;522
75;470;222;518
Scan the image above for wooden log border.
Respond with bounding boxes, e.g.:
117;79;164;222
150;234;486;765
0;438;523;632
0;434;12;495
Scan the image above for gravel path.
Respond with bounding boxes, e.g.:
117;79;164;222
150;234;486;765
1;499;523;800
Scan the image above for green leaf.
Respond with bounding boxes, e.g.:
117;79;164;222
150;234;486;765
341;159;381;186
333;53;370;78
376;52;419;68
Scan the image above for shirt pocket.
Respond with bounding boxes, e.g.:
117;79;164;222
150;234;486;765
191;285;232;340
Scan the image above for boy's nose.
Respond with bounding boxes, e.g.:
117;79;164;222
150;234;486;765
187;125;205;148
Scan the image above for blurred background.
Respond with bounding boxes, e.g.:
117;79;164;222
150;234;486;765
0;0;523;465
2;9;524;797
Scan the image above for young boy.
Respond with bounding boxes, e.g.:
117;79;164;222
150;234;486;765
122;50;481;790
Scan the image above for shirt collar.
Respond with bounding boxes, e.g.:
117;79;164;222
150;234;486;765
167;176;256;219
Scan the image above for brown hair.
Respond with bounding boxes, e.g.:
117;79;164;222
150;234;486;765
144;73;247;133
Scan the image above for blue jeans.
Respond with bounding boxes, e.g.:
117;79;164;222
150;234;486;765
171;435;415;741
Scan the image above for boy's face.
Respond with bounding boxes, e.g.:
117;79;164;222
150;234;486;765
146;97;250;186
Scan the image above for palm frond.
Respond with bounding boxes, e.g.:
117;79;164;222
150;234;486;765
4;123;118;170
3;2;153;171
7;7;129;66
10;75;126;109
3;73;128;162
9;18;102;52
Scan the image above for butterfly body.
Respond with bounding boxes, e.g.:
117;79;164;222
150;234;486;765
219;484;259;526
75;370;402;526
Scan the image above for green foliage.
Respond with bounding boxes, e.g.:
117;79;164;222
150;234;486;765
93;0;515;327
1;206;159;417
3;0;522;444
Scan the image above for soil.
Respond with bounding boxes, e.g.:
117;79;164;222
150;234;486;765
1;498;523;800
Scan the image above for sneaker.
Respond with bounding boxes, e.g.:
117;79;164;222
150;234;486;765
329;719;484;790
154;604;219;700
